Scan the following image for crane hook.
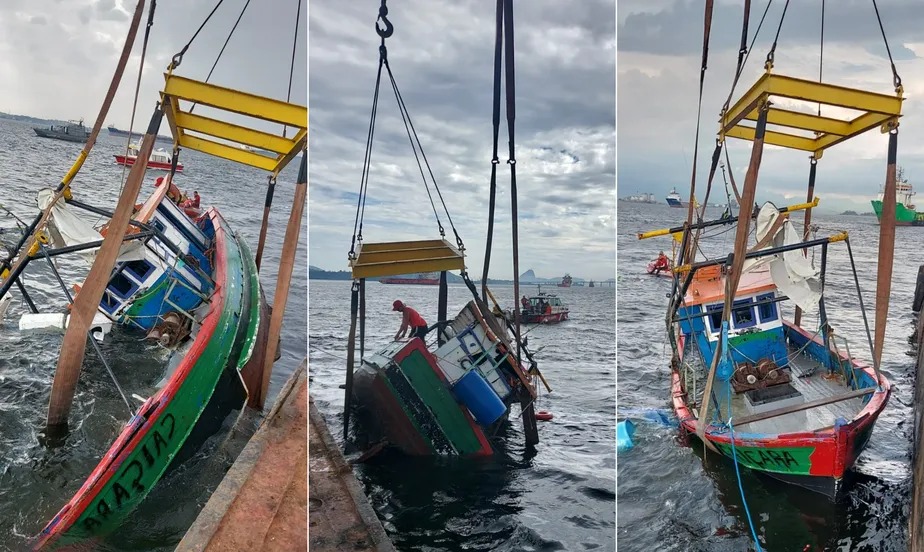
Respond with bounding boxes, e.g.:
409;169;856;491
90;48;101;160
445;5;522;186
376;3;394;39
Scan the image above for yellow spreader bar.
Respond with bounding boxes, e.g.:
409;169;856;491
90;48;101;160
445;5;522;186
160;73;308;177
638;197;820;240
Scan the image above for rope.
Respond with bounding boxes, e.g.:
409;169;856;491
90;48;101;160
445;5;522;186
350;54;384;259
871;0;903;90
170;0;226;70
189;0;251;115
119;0;157;194
726;384;764;551
283;0;303;139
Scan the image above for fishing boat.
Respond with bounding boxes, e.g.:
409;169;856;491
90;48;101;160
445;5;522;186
33;119;90;143
352;300;536;456
114;142;185;172
557;273;573;287
107;124;174;144
0;0;307;547
520;292;568;324
31;178;267;546
380;272;440;285
638;1;903;510
871;167;924;225
341;0;548;459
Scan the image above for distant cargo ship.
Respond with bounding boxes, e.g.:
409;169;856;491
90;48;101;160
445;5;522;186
380;272;440;285
107;124;174;144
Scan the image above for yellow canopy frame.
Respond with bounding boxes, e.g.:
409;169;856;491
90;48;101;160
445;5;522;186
721;72;903;158
160;74;308;176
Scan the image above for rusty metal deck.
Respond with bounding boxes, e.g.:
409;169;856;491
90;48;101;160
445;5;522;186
308;395;395;552
176;360;308;551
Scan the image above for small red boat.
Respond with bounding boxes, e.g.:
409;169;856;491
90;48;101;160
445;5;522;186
520;292;568;324
114;143;184;172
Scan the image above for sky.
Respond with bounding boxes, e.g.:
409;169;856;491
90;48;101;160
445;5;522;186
0;0;307;133
308;0;616;281
618;0;924;214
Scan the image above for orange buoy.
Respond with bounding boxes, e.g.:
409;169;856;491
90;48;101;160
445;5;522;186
535;411;553;421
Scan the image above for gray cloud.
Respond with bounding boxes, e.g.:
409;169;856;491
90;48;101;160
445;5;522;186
0;1;306;131
309;0;616;280
618;0;924;213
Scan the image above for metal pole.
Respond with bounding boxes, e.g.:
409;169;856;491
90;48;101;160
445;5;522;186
794;156;817;327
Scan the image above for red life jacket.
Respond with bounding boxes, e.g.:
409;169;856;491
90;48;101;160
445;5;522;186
406;307;427;328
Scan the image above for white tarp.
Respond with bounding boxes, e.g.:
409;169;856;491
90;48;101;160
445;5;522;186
754;202;822;312
36;189;145;263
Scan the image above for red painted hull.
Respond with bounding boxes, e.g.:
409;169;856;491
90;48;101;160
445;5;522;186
114;155;184;172
522;311;569;324
671;324;890;497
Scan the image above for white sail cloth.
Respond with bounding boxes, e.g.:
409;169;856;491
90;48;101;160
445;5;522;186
747;201;822;312
36;189;144;263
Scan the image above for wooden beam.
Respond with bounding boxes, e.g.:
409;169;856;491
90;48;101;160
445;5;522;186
732;387;877;427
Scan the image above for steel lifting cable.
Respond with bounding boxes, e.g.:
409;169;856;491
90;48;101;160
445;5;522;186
119;0;157;194
350;0;466;259
189;0;252;115
872;0;903;91
350;10;388;260
169;0;226;70
283;0;303;139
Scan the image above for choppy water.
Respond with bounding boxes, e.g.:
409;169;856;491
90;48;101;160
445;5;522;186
308;279;616;551
617;201;915;551
0;119;306;550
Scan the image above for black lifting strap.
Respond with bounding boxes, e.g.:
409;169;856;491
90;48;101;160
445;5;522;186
481;0;505;303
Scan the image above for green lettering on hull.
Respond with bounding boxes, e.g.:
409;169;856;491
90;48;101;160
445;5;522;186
713;443;815;475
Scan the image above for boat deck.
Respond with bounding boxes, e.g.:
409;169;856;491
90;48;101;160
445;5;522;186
712;347;866;435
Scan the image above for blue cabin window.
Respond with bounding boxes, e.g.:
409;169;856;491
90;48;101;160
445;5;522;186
101;290;121;313
152;219;166;234
124;259;154;282
707;304;723;332
732;299;756;328
108;270;139;300
757;292;778;322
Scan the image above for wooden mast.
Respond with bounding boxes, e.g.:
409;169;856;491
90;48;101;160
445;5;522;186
255;152;307;409
695;102;769;444
874;128;899;368
46;108;161;433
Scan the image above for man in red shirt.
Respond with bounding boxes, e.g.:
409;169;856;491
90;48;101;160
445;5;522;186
393;300;429;341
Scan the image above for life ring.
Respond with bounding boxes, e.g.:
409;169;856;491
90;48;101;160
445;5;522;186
535;411;553;421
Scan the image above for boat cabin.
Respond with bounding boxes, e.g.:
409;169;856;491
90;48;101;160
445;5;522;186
676;265;788;367
96;182;213;332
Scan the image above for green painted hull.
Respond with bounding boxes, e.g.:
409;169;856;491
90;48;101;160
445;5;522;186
871;199;924;225
39;213;263;547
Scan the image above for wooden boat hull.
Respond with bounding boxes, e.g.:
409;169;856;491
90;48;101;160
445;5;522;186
114;155;184;172
352;338;495;456
34;209;262;547
671;323;890;498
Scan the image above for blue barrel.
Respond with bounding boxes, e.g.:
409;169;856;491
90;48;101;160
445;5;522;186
453;369;507;426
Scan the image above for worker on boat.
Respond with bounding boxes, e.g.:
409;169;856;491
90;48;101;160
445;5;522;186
652;250;671;274
544;302;553;315
191;191;200;208
393;300;429;341
521;295;530;312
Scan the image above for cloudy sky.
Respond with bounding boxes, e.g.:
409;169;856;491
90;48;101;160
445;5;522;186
618;0;924;214
0;0;306;132
309;0;616;281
